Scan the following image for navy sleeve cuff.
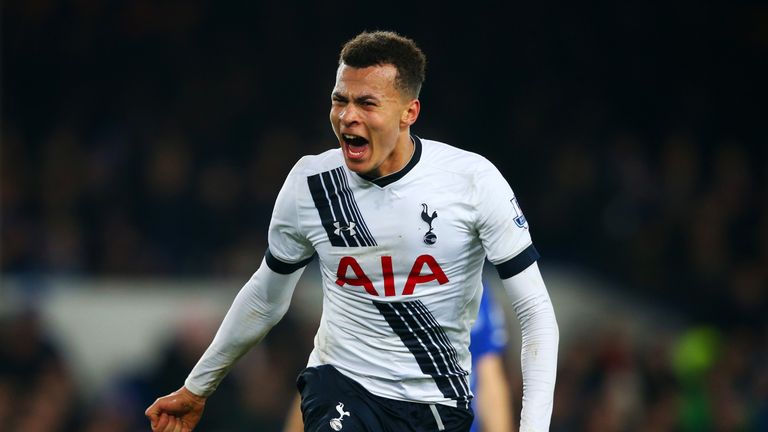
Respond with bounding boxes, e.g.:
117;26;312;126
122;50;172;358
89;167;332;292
265;248;314;274
494;244;540;280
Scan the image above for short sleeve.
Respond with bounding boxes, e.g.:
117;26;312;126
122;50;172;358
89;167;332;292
474;158;540;279
266;157;316;273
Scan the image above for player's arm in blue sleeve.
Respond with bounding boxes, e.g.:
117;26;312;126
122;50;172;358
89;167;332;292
471;287;508;360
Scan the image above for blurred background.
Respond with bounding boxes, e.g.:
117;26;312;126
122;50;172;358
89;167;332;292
2;1;767;431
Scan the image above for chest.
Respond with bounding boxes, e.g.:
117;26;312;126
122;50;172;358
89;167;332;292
306;177;476;253
300;174;483;297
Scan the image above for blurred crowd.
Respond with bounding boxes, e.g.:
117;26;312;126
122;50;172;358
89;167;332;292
2;303;766;431
0;305;316;432
2;0;766;431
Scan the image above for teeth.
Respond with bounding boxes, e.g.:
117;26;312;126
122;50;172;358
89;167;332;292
343;134;359;140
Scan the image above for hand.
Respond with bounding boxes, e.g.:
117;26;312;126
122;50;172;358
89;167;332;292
145;386;207;432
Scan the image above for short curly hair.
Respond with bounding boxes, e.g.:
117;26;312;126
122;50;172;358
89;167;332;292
339;31;427;99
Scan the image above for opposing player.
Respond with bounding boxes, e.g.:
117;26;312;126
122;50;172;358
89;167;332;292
146;30;559;432
469;285;514;432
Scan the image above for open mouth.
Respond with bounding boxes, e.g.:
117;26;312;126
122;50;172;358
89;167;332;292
342;134;369;159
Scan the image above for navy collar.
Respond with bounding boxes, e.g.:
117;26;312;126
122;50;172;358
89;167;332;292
357;135;422;187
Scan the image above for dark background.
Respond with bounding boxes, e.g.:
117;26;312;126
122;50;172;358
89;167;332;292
2;1;767;431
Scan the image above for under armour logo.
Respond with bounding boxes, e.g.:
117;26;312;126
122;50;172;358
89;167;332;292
329;402;351;431
333;221;357;237
421;203;438;245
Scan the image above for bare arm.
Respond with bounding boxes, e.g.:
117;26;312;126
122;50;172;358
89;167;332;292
283;394;304;432
476;354;516;432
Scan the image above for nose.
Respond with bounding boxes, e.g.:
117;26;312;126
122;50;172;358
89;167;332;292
339;104;360;126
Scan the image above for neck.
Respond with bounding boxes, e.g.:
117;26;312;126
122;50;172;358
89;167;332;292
365;134;415;180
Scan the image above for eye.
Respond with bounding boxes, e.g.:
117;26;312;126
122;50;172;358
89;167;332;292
357;99;379;108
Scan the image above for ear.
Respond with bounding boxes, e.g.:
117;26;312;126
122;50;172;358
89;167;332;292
400;99;421;128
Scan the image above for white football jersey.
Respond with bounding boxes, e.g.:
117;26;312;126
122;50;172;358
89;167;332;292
266;136;538;408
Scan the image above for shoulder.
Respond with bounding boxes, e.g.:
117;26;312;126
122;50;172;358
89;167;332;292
288;147;345;178
419;138;497;175
419;138;504;191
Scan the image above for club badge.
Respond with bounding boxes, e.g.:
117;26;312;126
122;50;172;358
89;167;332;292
421;203;438;245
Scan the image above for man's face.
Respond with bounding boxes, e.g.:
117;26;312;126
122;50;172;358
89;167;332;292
330;63;419;178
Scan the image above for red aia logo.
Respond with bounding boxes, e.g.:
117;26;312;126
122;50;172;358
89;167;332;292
336;255;449;296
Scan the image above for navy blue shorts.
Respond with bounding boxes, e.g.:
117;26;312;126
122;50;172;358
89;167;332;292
296;365;473;432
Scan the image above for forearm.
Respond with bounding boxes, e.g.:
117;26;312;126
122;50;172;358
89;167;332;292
501;262;559;432
283;394;304;432
185;258;304;396
476;355;515;432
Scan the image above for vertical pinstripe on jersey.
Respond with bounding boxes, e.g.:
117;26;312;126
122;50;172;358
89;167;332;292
307;167;377;247
334;168;377;244
374;300;471;408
